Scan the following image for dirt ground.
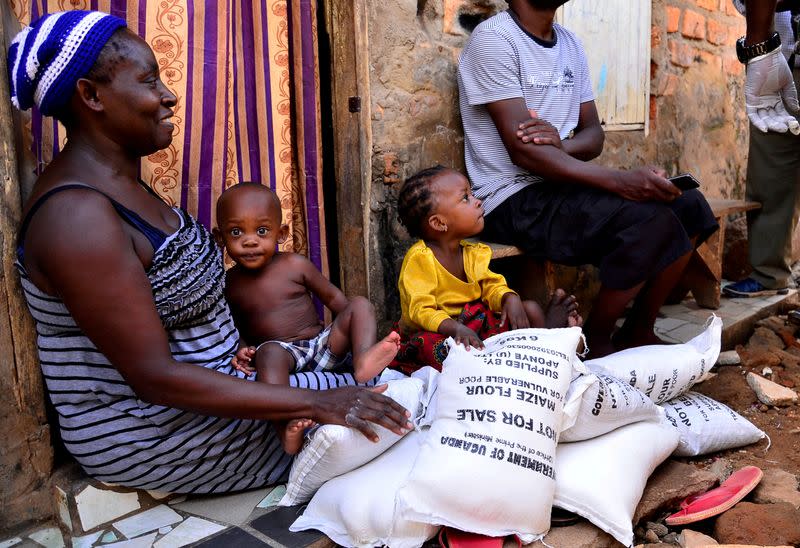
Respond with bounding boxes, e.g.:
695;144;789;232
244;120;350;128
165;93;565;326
628;318;800;546
691;362;800;476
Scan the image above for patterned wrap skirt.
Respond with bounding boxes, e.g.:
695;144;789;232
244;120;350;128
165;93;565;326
389;300;508;375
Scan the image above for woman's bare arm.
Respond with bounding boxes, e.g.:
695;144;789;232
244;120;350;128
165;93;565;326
24;190;410;436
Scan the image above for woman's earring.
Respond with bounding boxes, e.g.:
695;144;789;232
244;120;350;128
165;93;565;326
443;225;448;232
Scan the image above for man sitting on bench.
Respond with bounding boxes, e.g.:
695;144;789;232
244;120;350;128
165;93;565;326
458;0;719;358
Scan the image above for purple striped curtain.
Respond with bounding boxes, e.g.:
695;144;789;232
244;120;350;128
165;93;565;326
10;0;326;274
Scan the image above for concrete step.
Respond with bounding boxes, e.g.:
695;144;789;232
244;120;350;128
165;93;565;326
654;287;798;351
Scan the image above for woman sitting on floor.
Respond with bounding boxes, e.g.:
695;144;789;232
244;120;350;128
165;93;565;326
8;10;410;493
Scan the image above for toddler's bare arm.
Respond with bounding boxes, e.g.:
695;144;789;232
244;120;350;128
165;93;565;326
295;253;349;314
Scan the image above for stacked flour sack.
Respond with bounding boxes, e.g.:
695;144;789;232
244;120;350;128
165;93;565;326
396;327;585;544
560;315;765;546
289;327;585;547
288;316;765;548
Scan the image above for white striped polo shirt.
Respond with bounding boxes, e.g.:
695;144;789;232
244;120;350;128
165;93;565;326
458;11;594;214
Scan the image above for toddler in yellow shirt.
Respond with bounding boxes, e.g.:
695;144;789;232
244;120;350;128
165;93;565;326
390;165;582;374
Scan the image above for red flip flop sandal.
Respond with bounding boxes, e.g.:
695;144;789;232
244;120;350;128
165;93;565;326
438;527;521;548
665;465;763;526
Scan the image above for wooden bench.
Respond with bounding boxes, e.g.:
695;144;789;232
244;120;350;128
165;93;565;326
672;198;760;309
481;198;761;312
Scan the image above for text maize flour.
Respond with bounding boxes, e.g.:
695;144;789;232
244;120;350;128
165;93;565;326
396;327;584;541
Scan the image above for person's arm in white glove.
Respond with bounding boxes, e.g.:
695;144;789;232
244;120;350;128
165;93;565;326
745;47;800;134
742;0;800;134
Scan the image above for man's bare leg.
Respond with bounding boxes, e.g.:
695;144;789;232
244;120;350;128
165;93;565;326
615;247;694;350
583;283;644;359
255;343;313;454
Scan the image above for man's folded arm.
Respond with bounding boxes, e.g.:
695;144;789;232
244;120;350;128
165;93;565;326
485;97;618;192
561;101;605;161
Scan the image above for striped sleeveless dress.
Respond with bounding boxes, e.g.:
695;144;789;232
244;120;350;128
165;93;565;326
17;196;365;493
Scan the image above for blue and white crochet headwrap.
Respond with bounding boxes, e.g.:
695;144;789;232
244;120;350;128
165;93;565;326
7;10;127;117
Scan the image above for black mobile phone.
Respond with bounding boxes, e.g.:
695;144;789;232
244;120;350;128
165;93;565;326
669;173;701;191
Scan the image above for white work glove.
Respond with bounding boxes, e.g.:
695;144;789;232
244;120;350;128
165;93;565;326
745;47;800;134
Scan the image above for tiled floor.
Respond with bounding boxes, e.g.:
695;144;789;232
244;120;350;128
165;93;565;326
3;485;328;548
4;290;797;548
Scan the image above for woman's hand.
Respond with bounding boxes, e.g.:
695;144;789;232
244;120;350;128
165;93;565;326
312;384;413;442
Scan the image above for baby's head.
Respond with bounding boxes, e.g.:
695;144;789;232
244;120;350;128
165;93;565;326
214;182;287;270
398;166;484;241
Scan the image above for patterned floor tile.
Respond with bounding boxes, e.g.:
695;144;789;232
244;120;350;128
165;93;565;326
173;488;269;526
249;506;325;548
192;527;272;547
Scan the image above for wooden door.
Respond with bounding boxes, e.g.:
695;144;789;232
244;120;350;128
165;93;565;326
557;1;651;132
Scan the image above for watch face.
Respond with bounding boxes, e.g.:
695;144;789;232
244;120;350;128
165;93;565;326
736;38;748;63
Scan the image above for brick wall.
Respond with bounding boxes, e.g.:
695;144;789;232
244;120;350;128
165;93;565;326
601;0;748;199
654;0;745;110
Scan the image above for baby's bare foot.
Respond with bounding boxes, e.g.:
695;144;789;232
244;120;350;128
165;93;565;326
354;332;401;382
545;289;580;328
281;418;315;455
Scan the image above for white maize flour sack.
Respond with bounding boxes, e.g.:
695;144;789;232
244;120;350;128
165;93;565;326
280;376;428;506
560;371;663;442
553;419;679;547
290;430;438;548
661;391;766;456
586;316;722;404
396;328;585;541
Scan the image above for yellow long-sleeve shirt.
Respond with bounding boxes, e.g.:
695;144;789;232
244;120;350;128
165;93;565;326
398;240;516;333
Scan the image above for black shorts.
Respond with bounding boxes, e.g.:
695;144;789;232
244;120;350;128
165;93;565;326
481;183;719;290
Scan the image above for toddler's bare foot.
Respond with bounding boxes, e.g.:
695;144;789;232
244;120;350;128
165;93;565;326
544;289;580;328
354;331;401;382
568;311;583;328
281;418;316;455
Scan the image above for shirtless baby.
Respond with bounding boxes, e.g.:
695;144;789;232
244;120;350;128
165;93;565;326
215;183;400;453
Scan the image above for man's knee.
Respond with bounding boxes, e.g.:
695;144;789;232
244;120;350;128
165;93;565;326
667;188;716;237
616;200;682;239
672;188;708;216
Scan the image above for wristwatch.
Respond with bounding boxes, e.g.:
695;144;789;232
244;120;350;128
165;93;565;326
736;31;781;63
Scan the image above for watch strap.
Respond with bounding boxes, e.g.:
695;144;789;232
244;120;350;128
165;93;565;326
737;31;782;63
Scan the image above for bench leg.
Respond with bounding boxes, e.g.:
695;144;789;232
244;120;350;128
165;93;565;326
491;257;601;319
